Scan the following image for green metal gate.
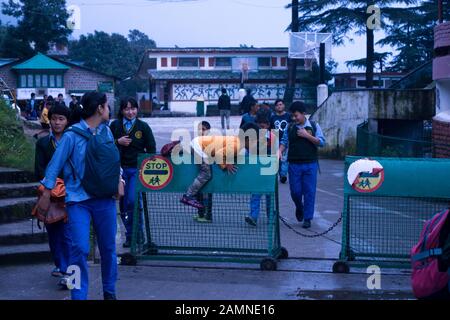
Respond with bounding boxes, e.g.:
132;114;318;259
333;156;450;273
121;154;287;270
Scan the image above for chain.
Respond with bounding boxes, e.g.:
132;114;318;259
279;213;342;238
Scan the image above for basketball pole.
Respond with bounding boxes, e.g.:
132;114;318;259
284;0;299;106
319;43;325;84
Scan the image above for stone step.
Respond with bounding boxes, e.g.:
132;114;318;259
0;243;51;266
0;167;37;184
0;183;39;200
0;197;36;224
0;219;48;245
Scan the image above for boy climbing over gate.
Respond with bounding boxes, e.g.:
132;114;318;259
180;122;259;210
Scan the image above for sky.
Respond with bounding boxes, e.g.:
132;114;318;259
1;0;393;72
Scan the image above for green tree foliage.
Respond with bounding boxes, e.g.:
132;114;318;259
1;0;72;57
68;29;156;97
379;1;450;72
288;0;418;88
345;52;392;72
0;98;34;171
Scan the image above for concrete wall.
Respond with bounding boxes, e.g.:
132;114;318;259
310;90;370;157
310;89;435;157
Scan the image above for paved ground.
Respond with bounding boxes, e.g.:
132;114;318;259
0;116;414;300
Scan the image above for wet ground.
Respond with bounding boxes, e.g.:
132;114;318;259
0;116;414;300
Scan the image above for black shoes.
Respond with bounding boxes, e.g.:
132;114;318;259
295;207;304;222
302;219;311;229
280;176;287;184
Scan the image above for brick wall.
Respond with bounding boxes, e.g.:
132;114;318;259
64;66;115;107
0;65;17;90
433;118;450;158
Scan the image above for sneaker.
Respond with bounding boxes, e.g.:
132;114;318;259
58;275;69;290
245;216;257;227
51;267;63;277
280;176;287;184
302;219;311;229
194;216;212;223
180;195;204;209
295;207;304;222
104;292;117;300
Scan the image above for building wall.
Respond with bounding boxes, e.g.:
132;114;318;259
433;112;450;158
433;21;450;158
311;89;435;157
0;65;17;91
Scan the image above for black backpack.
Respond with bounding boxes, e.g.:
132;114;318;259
67;126;121;198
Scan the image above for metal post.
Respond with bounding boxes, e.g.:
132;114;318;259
438;0;443;24
319;43;325;84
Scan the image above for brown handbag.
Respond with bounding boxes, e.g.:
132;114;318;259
32;178;67;224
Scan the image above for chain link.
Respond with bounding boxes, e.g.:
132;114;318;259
279;213;342;238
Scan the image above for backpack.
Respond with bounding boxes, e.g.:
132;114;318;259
67;125;121;198
411;209;450;299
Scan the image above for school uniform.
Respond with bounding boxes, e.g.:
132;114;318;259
110;118;156;243
280;119;326;222
42;119;118;300
35;133;71;276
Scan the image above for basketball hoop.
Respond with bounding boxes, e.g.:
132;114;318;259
289;32;332;67
241;62;249;83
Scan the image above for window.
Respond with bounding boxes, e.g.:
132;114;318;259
258;57;271;68
27;74;34;87
178;57;199;68
148;58;157;70
272;57;278;67
215;57;232;67
35;75;41;88
42;75;48;87
281;57;287;67
20;75;27;88
49;75;55;88
56;75;63;88
161;57;168;67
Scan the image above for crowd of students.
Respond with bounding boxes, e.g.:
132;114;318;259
34;89;327;300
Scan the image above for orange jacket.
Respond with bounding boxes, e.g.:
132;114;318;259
195;136;241;169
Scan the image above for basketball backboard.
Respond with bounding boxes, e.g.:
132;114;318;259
289;32;332;62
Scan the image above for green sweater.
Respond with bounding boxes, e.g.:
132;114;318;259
110;118;156;168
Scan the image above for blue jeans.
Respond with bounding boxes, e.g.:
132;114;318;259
249;194;272;221
120;168;143;241
288;162;318;221
45;220;71;274
279;148;288;178
67;198;117;300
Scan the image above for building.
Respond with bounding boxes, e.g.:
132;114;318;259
333;72;404;90
0;53;118;108
136;47;316;114
433;18;450;158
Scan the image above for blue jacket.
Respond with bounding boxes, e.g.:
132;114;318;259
41;119;115;203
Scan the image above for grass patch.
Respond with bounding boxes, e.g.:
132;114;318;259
0;98;35;172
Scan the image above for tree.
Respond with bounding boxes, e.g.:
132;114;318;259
68;30;157;97
345;52;392;73
378;1;450;72
1;0;72;56
288;0;417;88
